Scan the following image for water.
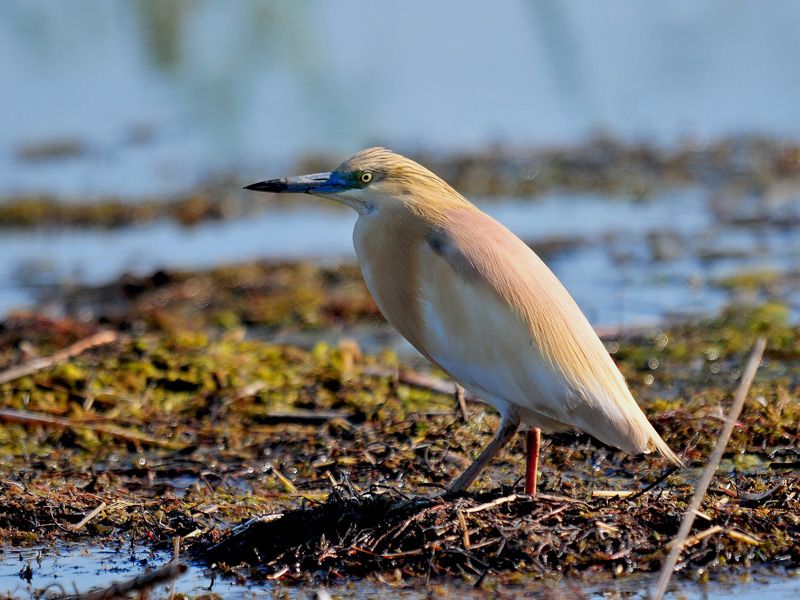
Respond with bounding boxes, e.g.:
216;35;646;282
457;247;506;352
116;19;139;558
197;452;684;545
2;1;800;198
1;545;249;599
2;1;799;324
3;188;799;326
2;544;798;599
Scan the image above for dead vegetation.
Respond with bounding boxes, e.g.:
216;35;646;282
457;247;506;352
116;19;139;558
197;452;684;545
0;284;798;594
199;475;799;586
4;134;800;229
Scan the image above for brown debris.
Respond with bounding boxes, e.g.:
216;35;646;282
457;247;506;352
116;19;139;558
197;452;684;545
0;330;121;384
192;475;799;585
0;304;798;590
0;407;187;450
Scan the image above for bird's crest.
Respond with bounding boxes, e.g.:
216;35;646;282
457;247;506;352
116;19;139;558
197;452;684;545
336;147;472;213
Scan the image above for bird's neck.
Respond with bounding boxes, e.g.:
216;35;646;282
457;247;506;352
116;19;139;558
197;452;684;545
352;208;432;351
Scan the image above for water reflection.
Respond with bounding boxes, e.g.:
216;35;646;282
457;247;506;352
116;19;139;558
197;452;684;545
2;544;799;599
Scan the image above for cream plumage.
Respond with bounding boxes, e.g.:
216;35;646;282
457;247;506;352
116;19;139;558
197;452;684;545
246;147;680;494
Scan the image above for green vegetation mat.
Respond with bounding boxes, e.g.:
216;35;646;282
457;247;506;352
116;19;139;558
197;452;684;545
0;266;798;589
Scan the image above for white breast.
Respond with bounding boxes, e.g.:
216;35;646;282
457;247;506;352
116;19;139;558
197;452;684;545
414;241;575;427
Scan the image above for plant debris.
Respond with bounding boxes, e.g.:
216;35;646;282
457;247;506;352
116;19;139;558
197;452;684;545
3;134;800;229
197;476;800;586
1;283;798;592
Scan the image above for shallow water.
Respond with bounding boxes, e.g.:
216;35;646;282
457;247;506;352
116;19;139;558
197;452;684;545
3;188;799;327
2;1;799;325
2;544;798;599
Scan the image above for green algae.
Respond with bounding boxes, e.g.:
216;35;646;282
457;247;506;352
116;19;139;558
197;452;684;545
3;134;800;229
52;262;379;335
0;289;798;587
0;194;239;228
717;270;785;293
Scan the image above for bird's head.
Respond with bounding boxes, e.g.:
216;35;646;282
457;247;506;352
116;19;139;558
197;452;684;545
245;147;469;216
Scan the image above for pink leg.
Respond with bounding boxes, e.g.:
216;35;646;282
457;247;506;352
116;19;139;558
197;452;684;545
525;428;541;497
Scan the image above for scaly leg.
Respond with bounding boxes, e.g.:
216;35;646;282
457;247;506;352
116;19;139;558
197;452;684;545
525;427;541;497
449;410;520;493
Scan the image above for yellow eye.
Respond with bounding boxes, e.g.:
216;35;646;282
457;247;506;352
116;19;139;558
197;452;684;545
359;171;373;184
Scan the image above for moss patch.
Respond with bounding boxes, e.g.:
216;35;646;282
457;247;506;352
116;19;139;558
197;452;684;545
0;296;798;588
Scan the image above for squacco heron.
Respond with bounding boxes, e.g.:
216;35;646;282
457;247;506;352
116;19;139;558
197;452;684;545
246;148;681;495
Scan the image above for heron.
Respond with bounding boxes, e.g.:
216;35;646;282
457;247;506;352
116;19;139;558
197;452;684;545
245;147;681;495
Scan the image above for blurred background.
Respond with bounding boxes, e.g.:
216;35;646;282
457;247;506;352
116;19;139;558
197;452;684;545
2;0;800;330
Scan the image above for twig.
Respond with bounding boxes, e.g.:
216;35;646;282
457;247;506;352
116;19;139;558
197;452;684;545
463;494;518;514
271;466;298;493
535;493;588;505
726;529;761;545
0;407;186;450
533;505;570;524
455;384;469;422
596;520;620;535
591;490;635;499
258;408;353;424
266;565;290;580
668;524;723;549
71;502;108;532
0;330;120;385
71;560;187;600
362;366;481;403
170;537;181;600
456;510;471;549
350;546;425;559
469;536;503;551
652;337;766;600
627;466;681;501
735;481;786;503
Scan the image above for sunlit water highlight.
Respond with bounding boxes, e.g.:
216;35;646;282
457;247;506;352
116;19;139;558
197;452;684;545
2;544;798;599
2;189;798;327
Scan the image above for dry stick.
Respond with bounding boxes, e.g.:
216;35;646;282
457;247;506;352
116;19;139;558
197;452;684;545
736;480;786;502
0;330;120;385
669;524;723;549
362;366;475;400
463;494;519;514
627;465;681;502
0;407;186;450
726;529;761;545
169;537;181;600
271;466;299;493
71;501;108;532
456;510;471;549
73;560;187;600
455;384;469;422
652;336;766;600
591;490;635;499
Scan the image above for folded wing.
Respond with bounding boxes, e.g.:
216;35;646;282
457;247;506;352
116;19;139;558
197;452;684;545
415;207;679;463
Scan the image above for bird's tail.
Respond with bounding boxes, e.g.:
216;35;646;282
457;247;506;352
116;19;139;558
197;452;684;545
645;426;684;467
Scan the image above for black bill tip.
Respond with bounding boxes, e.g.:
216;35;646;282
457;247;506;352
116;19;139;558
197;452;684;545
243;179;287;193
